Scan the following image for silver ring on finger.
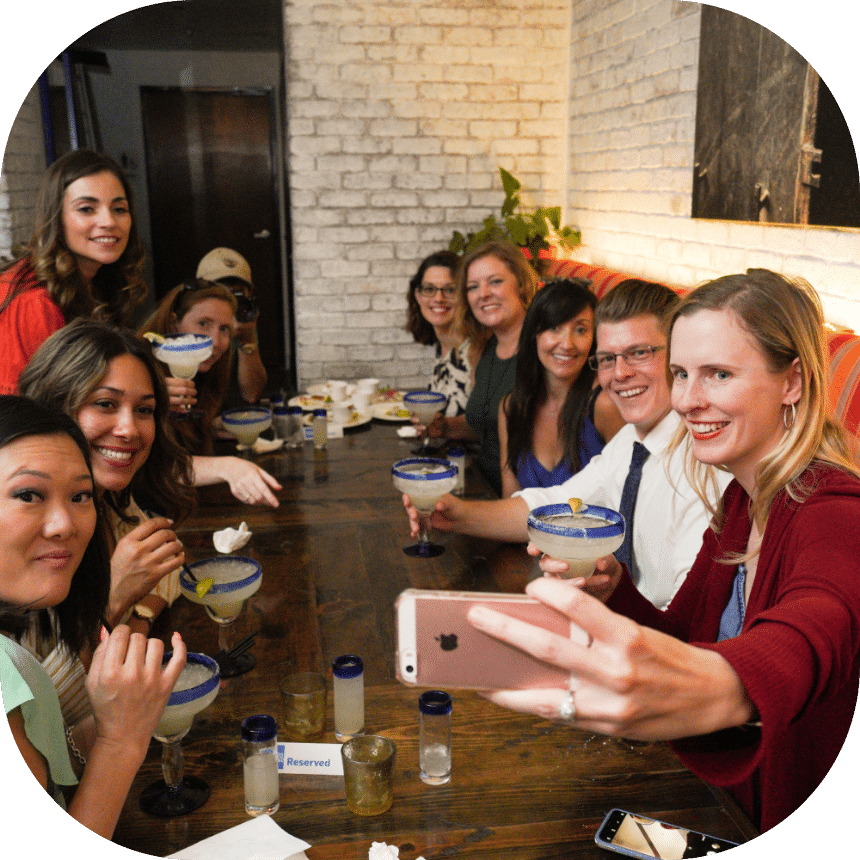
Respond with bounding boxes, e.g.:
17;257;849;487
558;689;576;723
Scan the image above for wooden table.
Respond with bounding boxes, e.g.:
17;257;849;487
113;423;758;858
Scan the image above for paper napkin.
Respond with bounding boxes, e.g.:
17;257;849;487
164;814;310;860
213;521;252;553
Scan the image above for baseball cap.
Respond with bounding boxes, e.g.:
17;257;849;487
196;248;253;286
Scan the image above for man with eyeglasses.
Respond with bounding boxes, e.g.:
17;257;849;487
401;279;730;608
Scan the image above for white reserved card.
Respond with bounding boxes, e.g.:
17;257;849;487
277;742;344;776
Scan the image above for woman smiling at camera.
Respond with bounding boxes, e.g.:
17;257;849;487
498;278;624;497
0;395;185;839
469;270;860;832
0;150;147;395
420;241;538;496
17;320;193;728
405;250;482;416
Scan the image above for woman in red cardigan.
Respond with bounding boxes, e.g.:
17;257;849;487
467;269;860;833
0;149;147;394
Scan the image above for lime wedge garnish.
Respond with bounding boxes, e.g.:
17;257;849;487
568;498;583;513
143;331;165;344
195;577;215;598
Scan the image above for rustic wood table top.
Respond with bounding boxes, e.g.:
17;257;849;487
113;423;758;858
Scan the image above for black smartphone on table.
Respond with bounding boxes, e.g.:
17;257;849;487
595;808;739;858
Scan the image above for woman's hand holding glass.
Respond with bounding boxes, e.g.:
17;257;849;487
466;577;754;742
528;542;624;603
86;627;187;757
164;377;197;411
107;517;184;625
401;491;462;538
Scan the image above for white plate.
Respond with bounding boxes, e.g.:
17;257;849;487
303;410;372;429
370;402;413;422
288;393;353;412
372;388;405;404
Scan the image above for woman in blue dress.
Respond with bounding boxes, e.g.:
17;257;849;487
498;279;624;496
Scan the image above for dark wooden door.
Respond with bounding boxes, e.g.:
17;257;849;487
141;87;285;370
692;6;819;224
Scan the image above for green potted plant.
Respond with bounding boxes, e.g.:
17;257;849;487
449;167;581;272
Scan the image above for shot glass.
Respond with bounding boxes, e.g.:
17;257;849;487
279;672;327;741
341;735;396;816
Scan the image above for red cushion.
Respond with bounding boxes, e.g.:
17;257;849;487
826;331;860;441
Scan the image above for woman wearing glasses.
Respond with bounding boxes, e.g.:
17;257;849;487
498;279;624;497
141;280;281;507
405;250;482;416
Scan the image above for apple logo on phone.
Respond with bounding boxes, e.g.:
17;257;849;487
435;633;458;651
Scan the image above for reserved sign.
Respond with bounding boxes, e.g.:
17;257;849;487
277;742;344;776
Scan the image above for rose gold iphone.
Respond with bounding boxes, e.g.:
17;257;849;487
394;588;588;690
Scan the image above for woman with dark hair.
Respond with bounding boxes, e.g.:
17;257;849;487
405;250;481;416
0;149;147;395
18;319;192;724
140;280;282;507
0;394;185;839
498;279;624;496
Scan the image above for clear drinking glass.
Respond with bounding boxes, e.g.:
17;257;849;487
180;556;263;677
341;735;396;816
392;457;458;558
279;672;327;741
139;652;220;817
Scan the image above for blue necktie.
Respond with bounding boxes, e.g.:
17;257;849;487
616;441;650;581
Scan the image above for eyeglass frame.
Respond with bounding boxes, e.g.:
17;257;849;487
588;344;665;371
415;284;457;298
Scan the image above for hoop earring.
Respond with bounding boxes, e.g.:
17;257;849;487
783;402;796;429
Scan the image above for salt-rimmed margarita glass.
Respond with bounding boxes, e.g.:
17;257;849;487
403;390;447;453
220;406;273;449
392;457;458;557
527;503;624;579
139;652;220;817
147;332;213;418
180;556;263;676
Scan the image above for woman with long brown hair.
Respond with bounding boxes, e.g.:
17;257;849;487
0;150;147;394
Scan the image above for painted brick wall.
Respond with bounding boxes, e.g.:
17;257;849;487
285;0;571;388
566;0;860;330
0;85;45;259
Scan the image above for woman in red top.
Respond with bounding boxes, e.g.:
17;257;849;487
467;269;860;832
0;149;146;394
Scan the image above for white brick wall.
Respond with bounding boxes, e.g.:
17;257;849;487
0;85;46;259
567;0;860;330
285;0;571;388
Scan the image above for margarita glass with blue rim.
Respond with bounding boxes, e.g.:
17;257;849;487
139;652;220;817
403;390;447;452
180;556;263;676
149;332;214;418
220;406;273;448
392;457;458;557
527;503;624;579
